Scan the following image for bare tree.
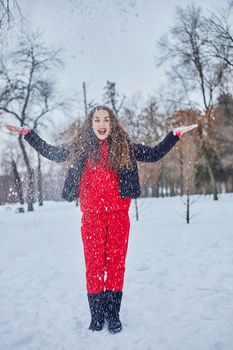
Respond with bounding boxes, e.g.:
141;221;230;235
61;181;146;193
82;81;96;117
158;3;227;200
179;121;197;223
0;0;12;28
0;32;68;211
206;1;233;70
139;98;165;197
103;80;125;117
1;142;24;204
0;0;24;49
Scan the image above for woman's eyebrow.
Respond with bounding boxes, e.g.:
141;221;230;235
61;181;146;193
94;115;109;119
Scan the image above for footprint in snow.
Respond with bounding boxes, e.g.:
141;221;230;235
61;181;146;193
136;264;151;271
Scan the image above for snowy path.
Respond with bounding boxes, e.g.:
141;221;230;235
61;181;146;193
0;195;233;350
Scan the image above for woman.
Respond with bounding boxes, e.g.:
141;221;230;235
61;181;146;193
5;105;197;334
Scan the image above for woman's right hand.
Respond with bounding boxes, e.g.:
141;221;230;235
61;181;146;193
5;124;31;135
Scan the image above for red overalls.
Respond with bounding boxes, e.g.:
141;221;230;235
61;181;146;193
79;140;131;294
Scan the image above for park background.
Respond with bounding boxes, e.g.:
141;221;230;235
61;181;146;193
0;1;233;349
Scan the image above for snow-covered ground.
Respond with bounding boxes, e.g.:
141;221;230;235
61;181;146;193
0;194;233;350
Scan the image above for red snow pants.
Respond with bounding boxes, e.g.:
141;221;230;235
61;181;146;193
81;210;130;294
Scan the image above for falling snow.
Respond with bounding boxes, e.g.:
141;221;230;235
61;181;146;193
0;194;233;349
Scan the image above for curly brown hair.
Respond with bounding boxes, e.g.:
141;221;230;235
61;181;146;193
66;105;133;171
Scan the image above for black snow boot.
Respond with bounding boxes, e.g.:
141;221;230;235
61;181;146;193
87;292;105;331
104;290;123;334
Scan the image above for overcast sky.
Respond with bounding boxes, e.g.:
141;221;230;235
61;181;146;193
0;0;228;169
20;0;225;106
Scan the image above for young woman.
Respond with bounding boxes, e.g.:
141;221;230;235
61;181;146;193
5;106;197;334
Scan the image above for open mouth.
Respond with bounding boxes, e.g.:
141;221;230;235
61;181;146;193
98;128;107;135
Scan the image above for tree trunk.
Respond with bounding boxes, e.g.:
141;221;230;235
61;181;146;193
170;183;175;197
37;152;43;206
165;178;168;196
160;182;164;197
186;192;190;224
203;145;218;200
178;147;184;196
27;168;35;211
11;160;24;205
18;135;35;211
151;184;158;197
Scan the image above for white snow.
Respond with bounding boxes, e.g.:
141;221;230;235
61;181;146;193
0;194;233;350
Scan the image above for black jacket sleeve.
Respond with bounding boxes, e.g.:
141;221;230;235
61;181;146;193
133;131;179;163
24;130;71;162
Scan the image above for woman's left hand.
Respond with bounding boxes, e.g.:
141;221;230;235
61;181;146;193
173;124;198;138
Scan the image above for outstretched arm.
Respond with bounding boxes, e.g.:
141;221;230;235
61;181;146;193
134;124;198;163
5;124;71;162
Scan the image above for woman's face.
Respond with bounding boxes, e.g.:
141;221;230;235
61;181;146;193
92;109;111;140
